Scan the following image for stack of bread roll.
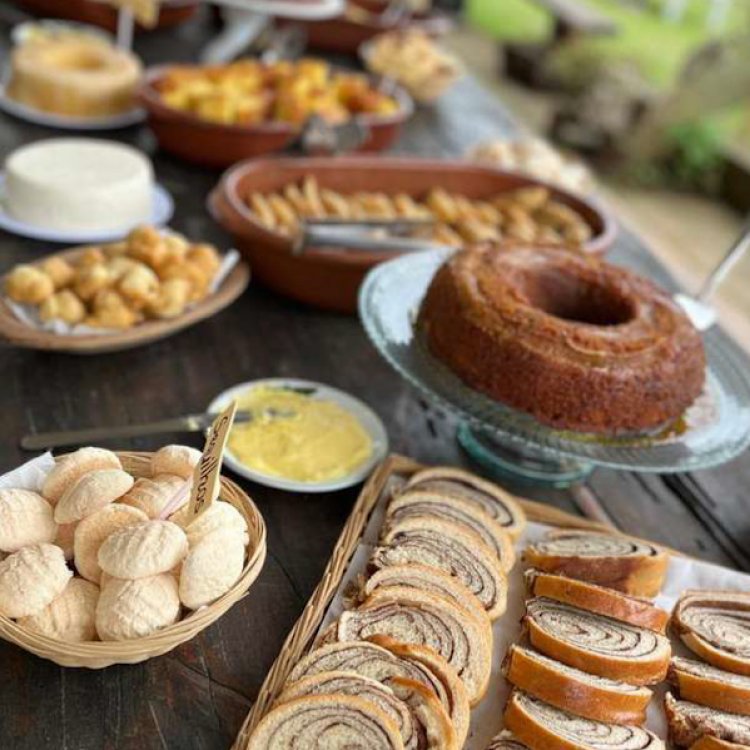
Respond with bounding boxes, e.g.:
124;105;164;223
665;590;750;748
0;445;251;643
485;529;672;750
247;467;527;750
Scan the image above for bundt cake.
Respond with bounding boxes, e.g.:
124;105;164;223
418;244;706;435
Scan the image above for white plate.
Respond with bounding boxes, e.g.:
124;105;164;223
213;0;345;20
0;85;146;131
208;378;389;493
0;176;174;243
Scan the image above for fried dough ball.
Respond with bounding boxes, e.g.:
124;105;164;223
186;244;221;277
5;265;55;304
39;290;86;325
118;264;160;309
73;264;113;301
40;256;75;289
127;225;169;269
158;260;212;301
106;256;141;281
78;248;106;268
147;278;191;319
87;289;140;329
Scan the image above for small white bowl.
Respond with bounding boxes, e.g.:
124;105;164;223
208;378;389;493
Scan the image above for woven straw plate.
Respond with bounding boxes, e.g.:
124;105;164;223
0;245;250;354
232;453;621;748
0;451;267;669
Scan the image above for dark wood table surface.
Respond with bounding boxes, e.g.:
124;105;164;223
0;9;749;749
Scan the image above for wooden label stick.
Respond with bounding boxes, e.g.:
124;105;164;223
187;400;237;521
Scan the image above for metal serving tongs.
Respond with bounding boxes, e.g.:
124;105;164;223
292;217;454;256
674;217;750;332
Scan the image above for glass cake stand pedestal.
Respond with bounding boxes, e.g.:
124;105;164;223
359;249;750;488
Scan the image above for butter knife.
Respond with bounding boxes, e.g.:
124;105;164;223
20;411;254;451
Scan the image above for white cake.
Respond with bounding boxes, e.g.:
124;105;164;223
4;138;153;232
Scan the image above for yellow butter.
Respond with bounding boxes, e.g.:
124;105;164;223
228;386;373;483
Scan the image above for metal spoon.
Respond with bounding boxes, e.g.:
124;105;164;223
674;218;750;331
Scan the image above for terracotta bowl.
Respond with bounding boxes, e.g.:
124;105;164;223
293;1;454;55
209;156;617;314
140;66;414;168
13;0;198;31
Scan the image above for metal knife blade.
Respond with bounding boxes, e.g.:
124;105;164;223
20;411;254;452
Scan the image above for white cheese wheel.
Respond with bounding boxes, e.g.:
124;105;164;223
4;138;153;232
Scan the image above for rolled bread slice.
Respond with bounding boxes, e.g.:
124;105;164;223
672;591;750;675
362;564;490;625
278;671;455;750
504;691;665;750
386;491;515;568
524;597;671;685
402;467;526;540
503;645;652;725
372;517;507;620
335;586;493;705
486;731;530;749
287;636;470;746
690;738;748;750
525;570;669;633
246;693;404;749
665;692;750;748
522;531;669;598
669;656;750;715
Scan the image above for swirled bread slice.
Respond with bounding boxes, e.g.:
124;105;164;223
503;645;652;725
690;738;748;750
669;656;750;715
504;691;665;750
524;598;671;685
525;570;669;633
362;564;489;625
372;517;507;620
523;531;668;598
247;693;404;749
665;692;750;748
486;731;529;749
277;671;456;750
386;491;515;569
335;586;493;705
403;467;526;540
672;591;750;675
287;637;470;746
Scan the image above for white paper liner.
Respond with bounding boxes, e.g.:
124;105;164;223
0;452;56;493
317;476;750;747
5;248;241;336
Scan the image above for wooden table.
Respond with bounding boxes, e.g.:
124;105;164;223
0;10;749;749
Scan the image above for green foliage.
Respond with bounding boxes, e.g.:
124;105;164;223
666;120;725;190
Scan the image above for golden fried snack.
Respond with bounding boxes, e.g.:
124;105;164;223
39;290;86;325
5;265;55;304
87;289;140;329
127;225;169;268
40;256;75;289
73;264;113;301
186;244;220;277
118;264;160;309
147;278;191;319
78;248;106;268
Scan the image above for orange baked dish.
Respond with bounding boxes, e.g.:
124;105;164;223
419;244;706;435
153;59;399;127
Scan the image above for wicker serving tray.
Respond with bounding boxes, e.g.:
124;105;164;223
0;451;267;669
0;245;250;354
232;453;614;749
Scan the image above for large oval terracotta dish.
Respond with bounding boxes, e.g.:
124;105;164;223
209;156;616;313
0;245;250;354
140;66;413;167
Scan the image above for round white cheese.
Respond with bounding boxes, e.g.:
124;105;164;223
4;138;153;232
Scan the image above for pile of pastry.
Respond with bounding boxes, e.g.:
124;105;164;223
364;30;462;103
246;176;593;247
4;226;222;330
154;59;399;127
666;590;750;748
0;445;251;642
246;466;527;750
487;530;672;750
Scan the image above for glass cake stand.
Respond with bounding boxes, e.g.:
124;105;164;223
358;249;750;487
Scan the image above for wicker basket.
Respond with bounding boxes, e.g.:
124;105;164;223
0;451;267;669
232;453;619;749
